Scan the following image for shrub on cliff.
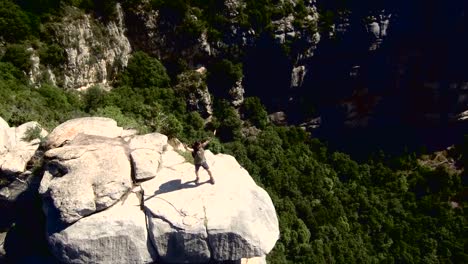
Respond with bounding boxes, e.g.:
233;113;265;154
39;43;66;67
1;44;33;72
212;99;242;142
83;85;107;112
0;0;32;42
242;97;269;129
152;0;189;23
208;59;243;96
92;105;143;130
0;64;84;129
117;51;170;88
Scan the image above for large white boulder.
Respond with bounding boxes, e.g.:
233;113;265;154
128;133;167;151
48;191;156;264
141;150;279;263
44;117;124;149
129;133;168;181
130;149;162;181
36;121;279;263
0;117;8;129
240;256;267;264
0;117;9;155
40;134;132;224
0;121;47;174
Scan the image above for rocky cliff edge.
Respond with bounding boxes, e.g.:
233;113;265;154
0;117;279;264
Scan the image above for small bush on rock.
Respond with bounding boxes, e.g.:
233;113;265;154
22;125;44;143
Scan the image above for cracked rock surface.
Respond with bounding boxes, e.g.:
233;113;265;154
40;134;132;224
35;117;279;263
141;150;279;263
129;133;168;181
48;191;156;264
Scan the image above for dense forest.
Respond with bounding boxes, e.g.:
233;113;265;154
0;0;467;263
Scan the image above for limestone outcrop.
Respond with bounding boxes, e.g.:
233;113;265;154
50;4;131;89
28;117;279;263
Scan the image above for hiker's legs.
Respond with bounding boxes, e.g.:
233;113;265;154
202;162;215;184
195;164;201;183
195;170;200;183
206;168;215;184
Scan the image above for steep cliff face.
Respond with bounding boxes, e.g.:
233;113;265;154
16;0;467;152
29;3;131;90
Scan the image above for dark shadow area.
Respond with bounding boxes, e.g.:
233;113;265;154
295;0;468;159
315;122;468;161
3;172;58;264
145;179;211;201
158;259;244;264
242;34;293;112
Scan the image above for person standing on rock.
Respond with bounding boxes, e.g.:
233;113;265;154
185;131;216;185
192;140;215;184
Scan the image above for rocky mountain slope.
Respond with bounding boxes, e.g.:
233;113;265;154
2;0;466;154
0;117;279;263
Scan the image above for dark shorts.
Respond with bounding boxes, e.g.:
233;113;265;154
195;161;209;172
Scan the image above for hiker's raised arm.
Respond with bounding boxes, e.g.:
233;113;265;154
202;139;211;147
202;130;216;147
184;143;193;152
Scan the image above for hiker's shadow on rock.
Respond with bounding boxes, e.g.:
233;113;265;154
145;179;210;201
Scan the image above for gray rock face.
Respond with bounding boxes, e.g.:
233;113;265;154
53;4;131;89
28;48;42;86
40;134;131;224
268;112;288;126
291;66;307;89
0;172;33;202
141;150;279;263
459;110;468;121
272;14;296;45
269;1;320;90
24;3;131;89
0;231;5;257
147;217;211;263
225;0;243;19
45;117;124;149
175;70;213;118
230;79;245;107
365;12;392;51
48;191;156;264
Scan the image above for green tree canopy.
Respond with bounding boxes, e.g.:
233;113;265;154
0;0;32;42
117;51;170;88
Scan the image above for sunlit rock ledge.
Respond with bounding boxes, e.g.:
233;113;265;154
1;117;279;263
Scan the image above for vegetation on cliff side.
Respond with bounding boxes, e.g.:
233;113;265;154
0;1;466;263
1;49;466;262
